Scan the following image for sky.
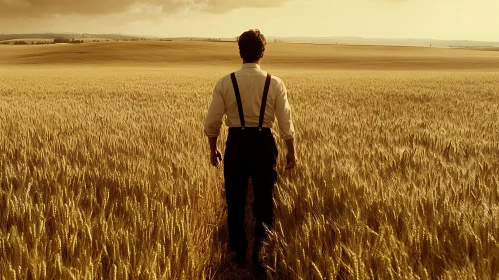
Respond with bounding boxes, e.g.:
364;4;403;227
0;0;497;41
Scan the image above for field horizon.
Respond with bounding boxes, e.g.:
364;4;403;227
2;41;499;71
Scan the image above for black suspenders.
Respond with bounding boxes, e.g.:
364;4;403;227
259;74;272;131
230;73;246;128
230;72;272;131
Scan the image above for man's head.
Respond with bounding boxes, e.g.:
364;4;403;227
238;29;266;63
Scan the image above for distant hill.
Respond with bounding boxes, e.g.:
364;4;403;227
2;40;499;71
265;36;499;47
0;33;151;42
1;33;498;47
155;36;499;47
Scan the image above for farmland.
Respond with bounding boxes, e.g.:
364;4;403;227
1;41;498;279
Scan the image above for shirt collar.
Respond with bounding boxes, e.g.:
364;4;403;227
241;63;261;69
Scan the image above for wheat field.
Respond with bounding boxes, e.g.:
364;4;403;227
1;41;498;279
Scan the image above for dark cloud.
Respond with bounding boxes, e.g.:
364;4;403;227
0;0;289;17
0;0;135;16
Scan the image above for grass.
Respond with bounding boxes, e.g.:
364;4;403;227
0;42;498;279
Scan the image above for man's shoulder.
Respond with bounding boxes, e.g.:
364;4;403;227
218;73;231;82
270;74;284;84
216;68;284;86
268;74;285;90
214;74;232;88
217;71;243;82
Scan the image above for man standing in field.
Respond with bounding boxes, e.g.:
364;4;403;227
204;29;296;276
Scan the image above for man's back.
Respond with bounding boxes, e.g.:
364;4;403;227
205;63;294;141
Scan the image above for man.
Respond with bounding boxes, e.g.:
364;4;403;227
204;29;296;273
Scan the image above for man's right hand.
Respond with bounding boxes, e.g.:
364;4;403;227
286;152;296;170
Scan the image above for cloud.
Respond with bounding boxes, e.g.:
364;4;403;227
0;0;289;17
188;0;289;14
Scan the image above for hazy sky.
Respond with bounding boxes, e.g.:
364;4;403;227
0;0;497;41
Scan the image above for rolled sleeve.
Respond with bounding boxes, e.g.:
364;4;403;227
204;79;225;137
274;80;295;140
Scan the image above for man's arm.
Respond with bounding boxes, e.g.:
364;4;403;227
205;79;225;137
208;136;222;168
208;136;218;154
285;138;295;154
205;79;225;167
275;80;296;169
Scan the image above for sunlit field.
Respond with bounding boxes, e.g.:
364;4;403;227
1;41;498;279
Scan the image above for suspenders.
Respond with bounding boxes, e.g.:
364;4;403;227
230;72;272;131
259;74;272;130
230;73;246;128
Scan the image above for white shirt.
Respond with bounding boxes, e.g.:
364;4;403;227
205;63;295;140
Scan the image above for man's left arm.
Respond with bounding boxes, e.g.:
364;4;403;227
205;79;225;167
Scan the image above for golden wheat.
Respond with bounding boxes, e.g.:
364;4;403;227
0;65;498;279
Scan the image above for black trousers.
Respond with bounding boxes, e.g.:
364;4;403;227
224;127;278;261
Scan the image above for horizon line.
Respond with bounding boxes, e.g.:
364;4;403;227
1;32;499;43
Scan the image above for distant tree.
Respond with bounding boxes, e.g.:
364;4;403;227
54;38;70;44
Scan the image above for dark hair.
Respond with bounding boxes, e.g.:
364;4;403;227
238;29;266;63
